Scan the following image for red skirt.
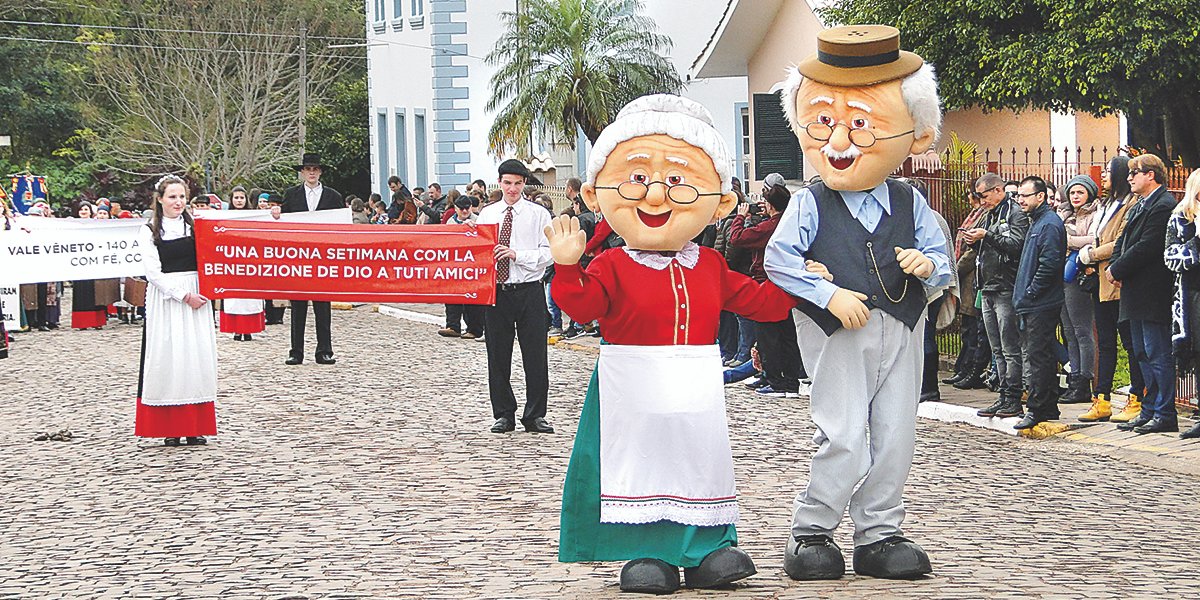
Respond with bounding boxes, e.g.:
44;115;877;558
219;311;265;334
134;399;217;438
71;309;106;329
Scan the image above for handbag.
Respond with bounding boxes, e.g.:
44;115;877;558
122;277;147;307
1077;267;1099;294
1063;250;1080;283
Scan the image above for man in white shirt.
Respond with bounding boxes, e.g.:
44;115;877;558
476;159;554;434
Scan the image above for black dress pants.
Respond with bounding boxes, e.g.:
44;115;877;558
1022;308;1061;420
756;312;803;392
290;300;333;359
485;282;549;422
446;303;485;335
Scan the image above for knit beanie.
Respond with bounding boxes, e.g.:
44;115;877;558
1065;175;1098;202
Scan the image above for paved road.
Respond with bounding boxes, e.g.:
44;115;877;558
2;305;1198;598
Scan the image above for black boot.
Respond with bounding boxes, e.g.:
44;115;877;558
620;558;680;594
953;371;987;390
994;394;1024;418
1062;377;1092;404
1180;421;1200;439
977;396;1006;417
683;546;756;589
941;371;966;385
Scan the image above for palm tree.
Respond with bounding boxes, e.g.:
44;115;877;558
485;0;682;157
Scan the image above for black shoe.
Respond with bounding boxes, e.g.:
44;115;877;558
285;355;303;365
952;373;986;390
561;327;583;340
185;436;207;445
233;334;243;341
1117;413;1153;431
941;372;966;385
1012;413;1047;430
1061;377;1093;404
1134;417;1178;435
522;417;554;434
783;534;845;581
976;398;1006;417
490;417;515;433
683;546;756;589
919;389;940;403
1181;422;1200;439
243;334;253;341
37;325;50;332
163;437;181;447
994;397;1024;418
619;558;680;594
315;352;336;365
852;536;932;579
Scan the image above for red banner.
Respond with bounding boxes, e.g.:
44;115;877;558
194;220;497;304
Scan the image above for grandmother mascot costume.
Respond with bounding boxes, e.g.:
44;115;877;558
764;25;951;580
546;94;807;594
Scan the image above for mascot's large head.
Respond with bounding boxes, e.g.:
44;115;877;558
782;25;941;192
581;94;737;251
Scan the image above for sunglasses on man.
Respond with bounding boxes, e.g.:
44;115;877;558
970;186;999;200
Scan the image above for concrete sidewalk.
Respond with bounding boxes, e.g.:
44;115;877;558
381;302;1200;479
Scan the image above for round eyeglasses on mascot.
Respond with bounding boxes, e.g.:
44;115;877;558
544;94;813;594
763;25;951;581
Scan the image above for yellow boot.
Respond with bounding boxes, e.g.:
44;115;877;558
1110;393;1142;423
1078;394;1112;422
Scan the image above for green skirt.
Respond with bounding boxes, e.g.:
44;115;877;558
558;366;736;568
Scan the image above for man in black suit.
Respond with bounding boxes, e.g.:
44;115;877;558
1107;153;1178;434
282;153;343;365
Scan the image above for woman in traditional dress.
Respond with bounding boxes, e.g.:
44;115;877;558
548;95;802;594
134;175;218;447
70;203;113;330
219;185;266;341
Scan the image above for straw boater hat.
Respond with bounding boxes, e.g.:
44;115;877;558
797;25;923;87
587;94;733;193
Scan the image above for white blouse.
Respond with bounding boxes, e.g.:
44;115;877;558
138;216;194;302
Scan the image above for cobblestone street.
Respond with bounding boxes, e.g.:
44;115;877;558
3;305;1199;598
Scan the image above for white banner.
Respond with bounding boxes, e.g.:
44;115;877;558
1;281;19;330
1;209;353;284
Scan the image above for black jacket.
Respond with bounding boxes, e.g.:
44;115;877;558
282;184;343;213
1110;184;1176;323
386;185;414;221
1012;201;1065;315
975;197;1029;293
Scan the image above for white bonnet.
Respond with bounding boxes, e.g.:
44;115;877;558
586;94;732;193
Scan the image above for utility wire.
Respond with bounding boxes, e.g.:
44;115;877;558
0;34;363;59
0;17;364;42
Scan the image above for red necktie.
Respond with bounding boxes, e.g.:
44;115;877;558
496;206;513;284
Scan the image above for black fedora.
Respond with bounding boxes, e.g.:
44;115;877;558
293;153;331;172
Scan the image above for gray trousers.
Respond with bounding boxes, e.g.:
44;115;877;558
791;308;923;547
1060;283;1096;380
981;290;1023;396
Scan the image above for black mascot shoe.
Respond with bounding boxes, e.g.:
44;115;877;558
619;558;680;594
683;546;756;589
852;535;932;579
783;534;845;580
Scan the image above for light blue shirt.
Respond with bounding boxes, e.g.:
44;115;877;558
764;181;952;309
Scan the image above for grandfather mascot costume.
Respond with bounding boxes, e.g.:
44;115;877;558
764;25;951;580
547;94;804;594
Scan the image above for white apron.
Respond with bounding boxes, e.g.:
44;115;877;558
142;271;218;406
597;343;738;527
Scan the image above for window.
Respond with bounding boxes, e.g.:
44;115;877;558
752;93;802;181
414;111;428;188
409;0;424;27
373;0;386;21
377;111;390;197
736;103;751;182
391;0;404;31
394;110;408;186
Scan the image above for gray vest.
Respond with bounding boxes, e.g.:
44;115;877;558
796;180;926;335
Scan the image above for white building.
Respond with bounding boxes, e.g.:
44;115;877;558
365;0;747;199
